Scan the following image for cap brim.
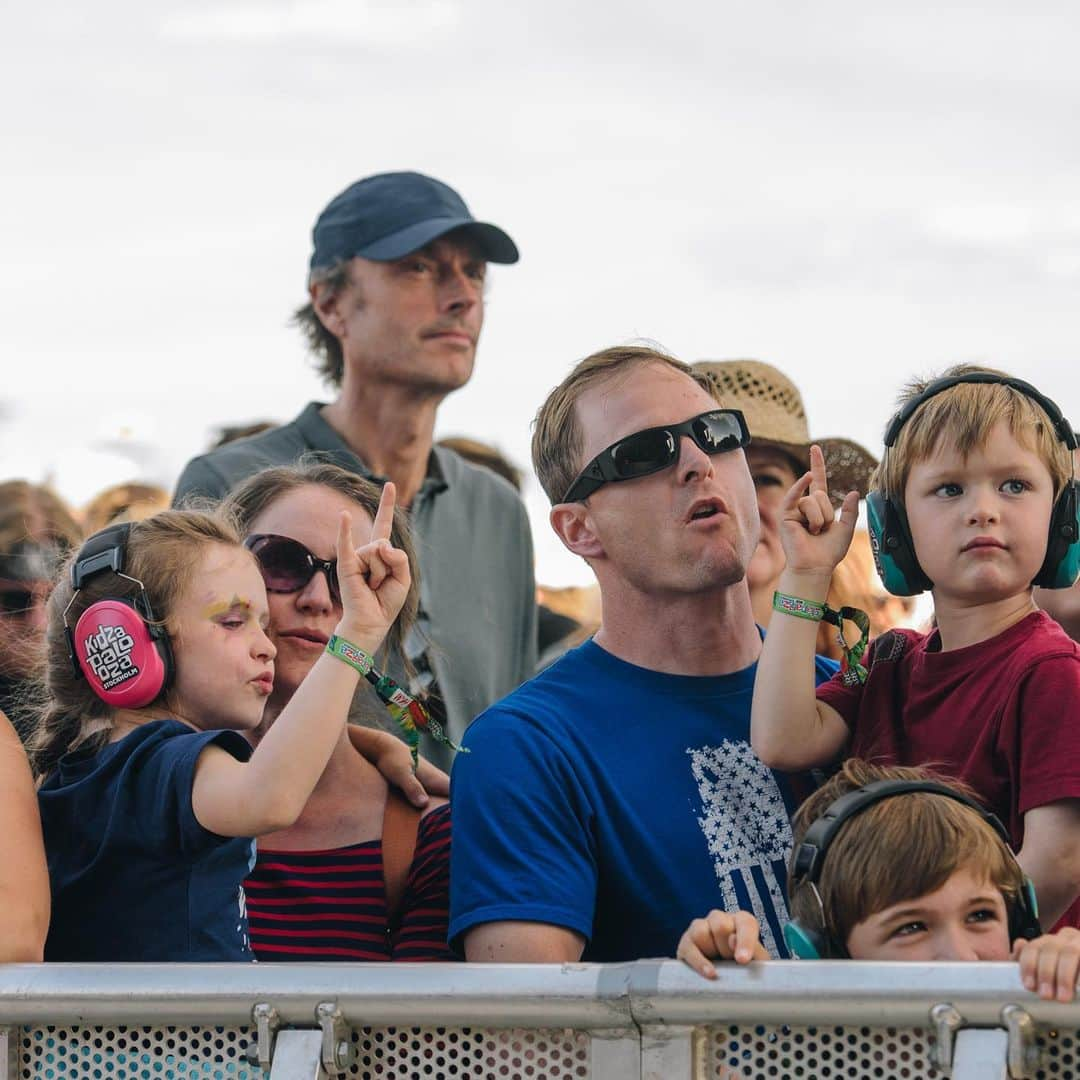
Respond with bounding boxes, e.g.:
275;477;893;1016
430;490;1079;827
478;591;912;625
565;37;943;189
358;218;519;264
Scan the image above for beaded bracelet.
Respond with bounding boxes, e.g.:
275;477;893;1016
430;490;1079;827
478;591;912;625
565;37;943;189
772;592;871;687
326;634;467;764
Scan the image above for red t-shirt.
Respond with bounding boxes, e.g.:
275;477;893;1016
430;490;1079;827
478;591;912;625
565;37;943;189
817;611;1080;851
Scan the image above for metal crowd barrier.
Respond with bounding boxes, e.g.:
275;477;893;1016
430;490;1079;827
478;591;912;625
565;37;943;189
1;960;1078;1079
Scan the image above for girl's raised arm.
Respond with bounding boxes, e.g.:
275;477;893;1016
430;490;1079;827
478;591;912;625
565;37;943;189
0;711;50;961
192;483;410;838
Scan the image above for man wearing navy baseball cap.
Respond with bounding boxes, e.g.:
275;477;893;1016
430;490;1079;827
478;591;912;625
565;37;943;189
174;172;537;767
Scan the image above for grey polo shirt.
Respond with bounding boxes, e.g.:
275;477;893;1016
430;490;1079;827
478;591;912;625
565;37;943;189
174;402;538;768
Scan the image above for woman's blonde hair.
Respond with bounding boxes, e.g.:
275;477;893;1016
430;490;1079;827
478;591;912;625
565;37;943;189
875;364;1074;502
28;510;242;778
788;759;1024;950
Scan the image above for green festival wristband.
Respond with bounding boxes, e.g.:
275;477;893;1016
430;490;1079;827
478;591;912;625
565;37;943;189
325;633;468;764
772;591;871;687
326;633;376;675
772;592;827;622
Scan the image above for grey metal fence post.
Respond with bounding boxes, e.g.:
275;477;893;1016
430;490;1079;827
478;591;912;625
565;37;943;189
589;1026;642;1080
268;1029;324;1080
639;1024;701;1080
0;1026;17;1080
951;1029;1009;1080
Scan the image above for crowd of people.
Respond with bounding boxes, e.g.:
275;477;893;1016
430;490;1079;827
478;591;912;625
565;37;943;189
3;169;1080;1003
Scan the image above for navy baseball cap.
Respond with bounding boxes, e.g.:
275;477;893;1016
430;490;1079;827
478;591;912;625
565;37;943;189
310;171;519;270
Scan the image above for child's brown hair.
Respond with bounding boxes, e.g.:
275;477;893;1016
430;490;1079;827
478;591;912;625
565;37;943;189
28;510;243;778
788;759;1025;951
874;364;1073;502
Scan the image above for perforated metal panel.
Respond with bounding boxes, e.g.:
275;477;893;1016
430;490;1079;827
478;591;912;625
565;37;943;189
708;1023;940;1079
1038;1027;1080;1078
352;1027;590;1078
20;1025;260;1079
705;1023;1080;1080
18;1020;1080;1079
18;1024;592;1079
20;1028;259;1080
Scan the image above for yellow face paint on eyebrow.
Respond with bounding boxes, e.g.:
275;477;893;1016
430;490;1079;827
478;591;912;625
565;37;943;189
201;595;253;620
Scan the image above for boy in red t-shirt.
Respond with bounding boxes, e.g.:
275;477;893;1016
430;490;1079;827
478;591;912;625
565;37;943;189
750;365;1080;927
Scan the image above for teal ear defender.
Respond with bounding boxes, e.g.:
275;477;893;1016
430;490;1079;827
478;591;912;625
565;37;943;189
867;373;1080;597
782;779;1042;960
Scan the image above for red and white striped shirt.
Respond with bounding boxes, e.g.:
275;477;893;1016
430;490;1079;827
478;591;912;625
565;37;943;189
245;803;453;961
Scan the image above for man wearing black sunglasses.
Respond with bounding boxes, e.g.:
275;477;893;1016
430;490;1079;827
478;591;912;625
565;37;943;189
450;345;840;964
173;172;537;767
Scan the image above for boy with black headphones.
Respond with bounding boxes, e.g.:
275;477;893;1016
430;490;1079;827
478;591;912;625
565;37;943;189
678;761;1080;1002
749;365;1080;929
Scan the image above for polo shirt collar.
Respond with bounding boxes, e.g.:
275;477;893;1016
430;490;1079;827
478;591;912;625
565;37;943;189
292;402;449;496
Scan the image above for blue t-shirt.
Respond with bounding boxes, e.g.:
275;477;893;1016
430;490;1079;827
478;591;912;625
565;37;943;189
450;640;838;961
39;719;257;962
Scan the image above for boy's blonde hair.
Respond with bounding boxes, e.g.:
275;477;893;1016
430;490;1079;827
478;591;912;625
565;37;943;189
788;759;1024;951
874;364;1073;501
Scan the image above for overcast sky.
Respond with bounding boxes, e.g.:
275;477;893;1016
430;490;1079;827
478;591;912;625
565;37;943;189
3;1;1078;585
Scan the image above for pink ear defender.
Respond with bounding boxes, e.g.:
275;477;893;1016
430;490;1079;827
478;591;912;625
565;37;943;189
63;523;174;708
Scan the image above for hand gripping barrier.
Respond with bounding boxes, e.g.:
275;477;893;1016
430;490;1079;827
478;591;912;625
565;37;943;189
1;960;1078;1078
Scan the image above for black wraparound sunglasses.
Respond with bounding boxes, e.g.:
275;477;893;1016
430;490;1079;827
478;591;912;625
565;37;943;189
244;534;340;603
562;409;751;502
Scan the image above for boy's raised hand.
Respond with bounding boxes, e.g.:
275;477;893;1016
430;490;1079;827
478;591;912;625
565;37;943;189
1014;928;1080;1002
779;445;860;576
335;482;411;644
677;909;768;979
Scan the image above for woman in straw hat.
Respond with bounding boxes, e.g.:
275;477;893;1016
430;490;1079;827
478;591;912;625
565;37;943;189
693;361;911;658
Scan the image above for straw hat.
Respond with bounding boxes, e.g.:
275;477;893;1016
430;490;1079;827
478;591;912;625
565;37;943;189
694;359;878;506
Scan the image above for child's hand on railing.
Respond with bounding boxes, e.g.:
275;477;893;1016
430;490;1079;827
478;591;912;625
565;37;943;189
677;909;768;979
1014;927;1080;1001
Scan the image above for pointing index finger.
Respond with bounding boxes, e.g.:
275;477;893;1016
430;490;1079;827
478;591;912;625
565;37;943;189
808;444;829;495
371;481;397;544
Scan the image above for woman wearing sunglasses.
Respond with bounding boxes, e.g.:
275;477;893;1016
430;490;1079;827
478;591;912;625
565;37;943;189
0;481;82;742
224;461;454;962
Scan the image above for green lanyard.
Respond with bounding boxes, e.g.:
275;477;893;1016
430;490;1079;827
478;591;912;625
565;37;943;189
326;634;468;765
772;592;871;686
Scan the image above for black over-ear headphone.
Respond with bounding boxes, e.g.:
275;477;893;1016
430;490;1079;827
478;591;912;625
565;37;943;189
866;372;1079;596
63;522;175;708
783;779;1042;959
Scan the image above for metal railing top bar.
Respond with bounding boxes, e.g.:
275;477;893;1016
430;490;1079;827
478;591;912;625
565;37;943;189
633;960;1080;1027
0;961;637;1028
1;960;1078;1030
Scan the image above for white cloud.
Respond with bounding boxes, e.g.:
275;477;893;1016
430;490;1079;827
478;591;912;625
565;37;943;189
1046;252;1080;278
924;204;1038;245
159;0;460;43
